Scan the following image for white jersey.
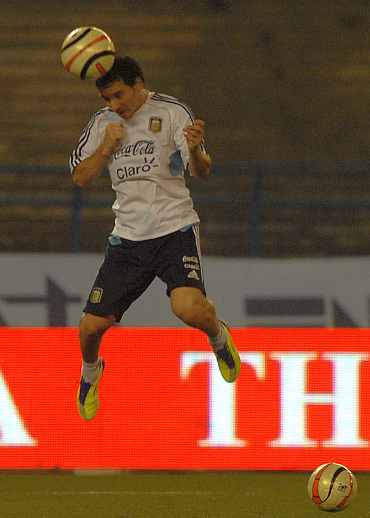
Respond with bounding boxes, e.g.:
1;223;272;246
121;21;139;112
70;92;203;241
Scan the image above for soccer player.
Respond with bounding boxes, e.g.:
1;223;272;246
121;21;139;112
70;56;240;420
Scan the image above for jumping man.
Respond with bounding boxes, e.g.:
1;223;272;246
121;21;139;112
70;56;240;420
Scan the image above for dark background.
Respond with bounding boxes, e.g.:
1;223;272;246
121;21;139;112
1;0;369;256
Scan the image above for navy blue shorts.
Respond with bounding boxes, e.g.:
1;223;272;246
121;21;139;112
84;224;206;321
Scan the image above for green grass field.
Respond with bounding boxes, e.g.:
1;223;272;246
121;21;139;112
0;471;368;518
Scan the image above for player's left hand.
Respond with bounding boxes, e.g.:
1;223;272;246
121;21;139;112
183;119;205;151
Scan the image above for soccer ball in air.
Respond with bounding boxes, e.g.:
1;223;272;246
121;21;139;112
307;463;358;512
61;26;115;80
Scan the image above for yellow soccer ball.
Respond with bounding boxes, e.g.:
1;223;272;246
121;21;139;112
307;462;358;512
61;26;115;80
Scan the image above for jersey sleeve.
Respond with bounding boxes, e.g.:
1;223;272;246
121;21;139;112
172;103;207;176
69;112;102;173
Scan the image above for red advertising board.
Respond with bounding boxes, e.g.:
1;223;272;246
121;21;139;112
0;328;369;470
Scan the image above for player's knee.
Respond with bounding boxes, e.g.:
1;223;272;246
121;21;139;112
171;290;211;327
79;313;115;339
172;299;196;324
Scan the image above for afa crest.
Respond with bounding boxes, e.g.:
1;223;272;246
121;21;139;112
149;116;162;133
89;287;103;304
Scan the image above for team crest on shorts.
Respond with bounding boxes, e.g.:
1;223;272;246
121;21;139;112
149;116;162;133
90;287;103;304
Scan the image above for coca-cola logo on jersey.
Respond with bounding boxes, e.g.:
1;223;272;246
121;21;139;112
114;140;154;159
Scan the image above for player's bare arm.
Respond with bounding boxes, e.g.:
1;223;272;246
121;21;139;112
72;123;125;187
183;119;212;179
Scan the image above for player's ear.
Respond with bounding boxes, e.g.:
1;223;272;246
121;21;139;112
134;77;144;89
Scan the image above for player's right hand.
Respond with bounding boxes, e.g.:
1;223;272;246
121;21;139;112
102;123;125;155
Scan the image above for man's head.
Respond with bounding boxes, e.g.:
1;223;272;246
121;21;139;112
96;56;144;89
96;56;147;119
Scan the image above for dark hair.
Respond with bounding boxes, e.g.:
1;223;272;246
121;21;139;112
96;56;144;89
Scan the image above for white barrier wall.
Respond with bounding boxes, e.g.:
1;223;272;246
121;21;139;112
0;255;368;327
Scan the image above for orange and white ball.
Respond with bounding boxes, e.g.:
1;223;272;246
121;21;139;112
61;26;115;80
307;462;357;512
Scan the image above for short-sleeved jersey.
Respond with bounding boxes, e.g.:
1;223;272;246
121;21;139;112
70;92;204;241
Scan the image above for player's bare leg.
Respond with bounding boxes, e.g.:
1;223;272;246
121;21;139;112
80;313;115;362
170;287;240;382
77;313;115;420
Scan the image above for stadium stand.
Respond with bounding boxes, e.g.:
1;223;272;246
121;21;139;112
0;2;369;256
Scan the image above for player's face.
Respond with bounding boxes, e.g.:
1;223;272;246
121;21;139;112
99;79;146;119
